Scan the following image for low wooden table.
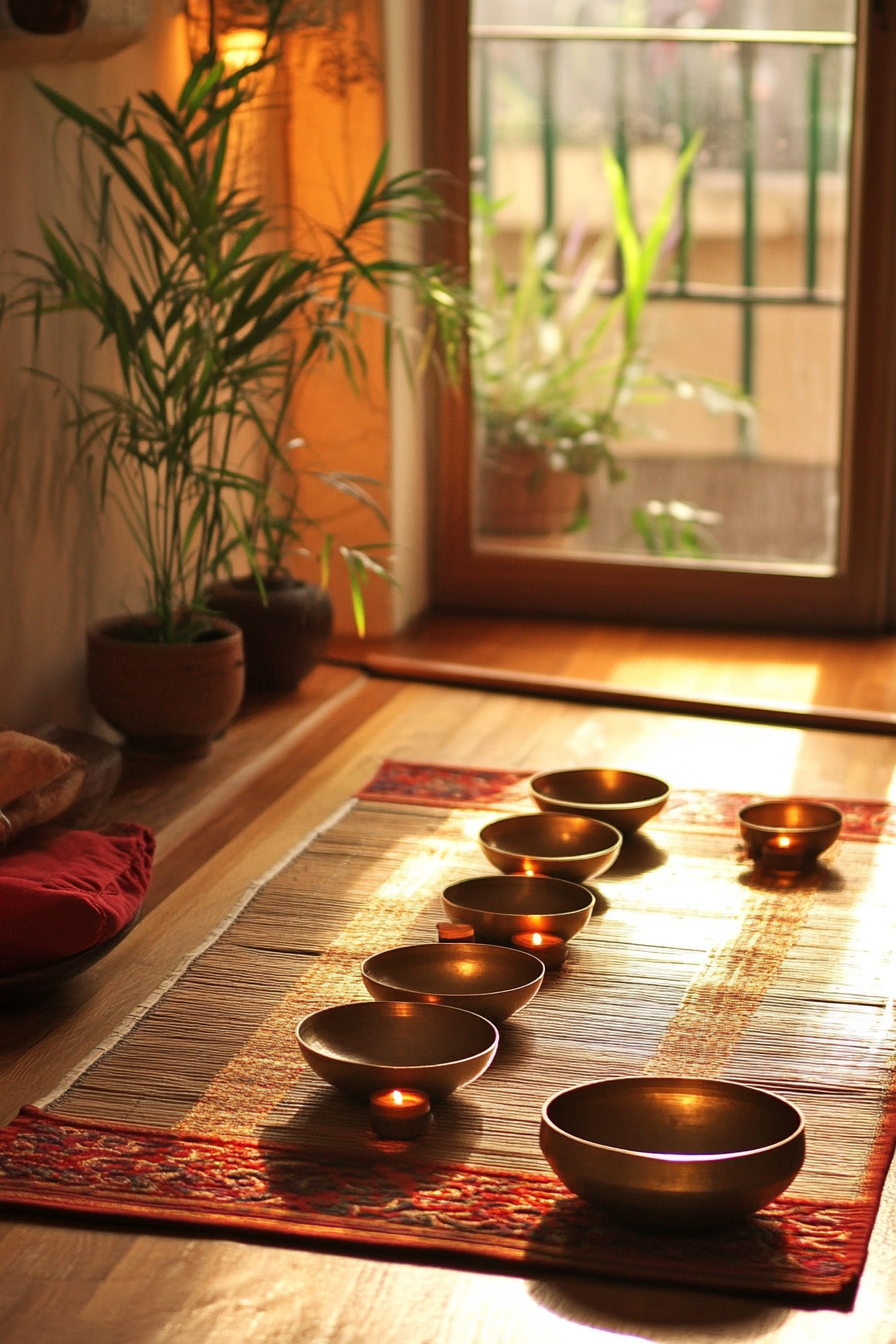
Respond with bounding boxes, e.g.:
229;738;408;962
3;676;896;1344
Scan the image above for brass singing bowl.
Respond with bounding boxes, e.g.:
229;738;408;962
442;874;595;944
738;799;842;861
540;1077;806;1229
479;813;623;882
530;768;670;835
296;1000;499;1099
362;943;545;1024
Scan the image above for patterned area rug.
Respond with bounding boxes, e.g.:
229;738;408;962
2;763;896;1303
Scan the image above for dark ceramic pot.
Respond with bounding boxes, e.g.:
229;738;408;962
8;1;87;34
208;576;333;692
86;615;245;758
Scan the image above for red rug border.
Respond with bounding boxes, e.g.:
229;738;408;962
0;1107;874;1300
356;758;896;843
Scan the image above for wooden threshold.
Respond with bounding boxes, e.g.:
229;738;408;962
329;613;896;736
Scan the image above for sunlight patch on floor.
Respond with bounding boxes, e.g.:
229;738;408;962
607;656;821;707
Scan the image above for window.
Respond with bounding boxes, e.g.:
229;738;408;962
424;0;896;631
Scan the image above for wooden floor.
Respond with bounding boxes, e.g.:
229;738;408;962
329;613;896;733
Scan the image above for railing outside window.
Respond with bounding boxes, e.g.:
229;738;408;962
471;22;855;459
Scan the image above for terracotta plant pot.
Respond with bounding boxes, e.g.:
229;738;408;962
86;615;245;757
478;446;586;536
208;576;333;692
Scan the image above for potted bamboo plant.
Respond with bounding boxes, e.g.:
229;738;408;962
2;5;464;750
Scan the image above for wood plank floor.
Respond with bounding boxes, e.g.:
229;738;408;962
329;613;896;731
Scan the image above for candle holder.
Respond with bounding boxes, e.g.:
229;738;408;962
738;800;842;872
510;930;568;970
437;922;475;943
369;1087;432;1139
761;834;808;872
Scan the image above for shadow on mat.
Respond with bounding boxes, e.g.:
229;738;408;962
599;832;669;882
258;1083;484;1170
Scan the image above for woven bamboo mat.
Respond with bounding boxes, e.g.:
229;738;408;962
2;765;896;1300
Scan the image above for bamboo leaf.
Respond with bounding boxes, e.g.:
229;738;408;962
35;81;125;145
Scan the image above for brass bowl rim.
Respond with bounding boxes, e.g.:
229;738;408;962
443;873;596;917
480;813;623;862
361;943;546;1001
296;999;500;1068
541;1076;806;1164
529;768;671;811
737;799;843;838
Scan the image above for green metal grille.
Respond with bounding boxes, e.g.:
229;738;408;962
471;23;856;461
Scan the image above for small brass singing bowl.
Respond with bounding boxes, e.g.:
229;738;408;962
362;943;545;1024
479;813;622;883
738;799;843;863
295;1000;499;1099
442;874;595;944
530;768;670;835
540;1077;806;1230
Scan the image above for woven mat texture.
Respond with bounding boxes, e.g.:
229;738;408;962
2;766;896;1300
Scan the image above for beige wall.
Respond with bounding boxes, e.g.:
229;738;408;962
0;0;189;730
277;1;394;640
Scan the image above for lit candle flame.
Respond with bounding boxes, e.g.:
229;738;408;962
531;933;543;946
522;861;535;876
390;1089;404;1105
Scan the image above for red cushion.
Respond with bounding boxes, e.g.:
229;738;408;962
0;825;155;974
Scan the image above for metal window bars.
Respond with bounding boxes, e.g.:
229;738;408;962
470;23;856;457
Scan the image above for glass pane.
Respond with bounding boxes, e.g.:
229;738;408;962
469;0;857;574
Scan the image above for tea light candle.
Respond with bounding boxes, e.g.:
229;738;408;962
761;834;807;871
511;931;567;970
437;922;476;943
369;1088;432;1139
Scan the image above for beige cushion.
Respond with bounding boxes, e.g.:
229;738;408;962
0;731;86;840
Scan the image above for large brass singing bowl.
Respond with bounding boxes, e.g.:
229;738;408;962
530;768;670;835
362;943;545;1024
442;874;595;944
738;799;842;861
479;813;622;882
540;1077;806;1229
296;1000;499;1099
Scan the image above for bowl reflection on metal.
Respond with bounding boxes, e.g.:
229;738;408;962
540;1077;806;1229
296;1000;499;1099
442;874;595;944
479;812;622;882
530;768;670;835
738;799;842;864
362;943;545;1023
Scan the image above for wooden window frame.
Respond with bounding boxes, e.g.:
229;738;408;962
423;0;896;633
